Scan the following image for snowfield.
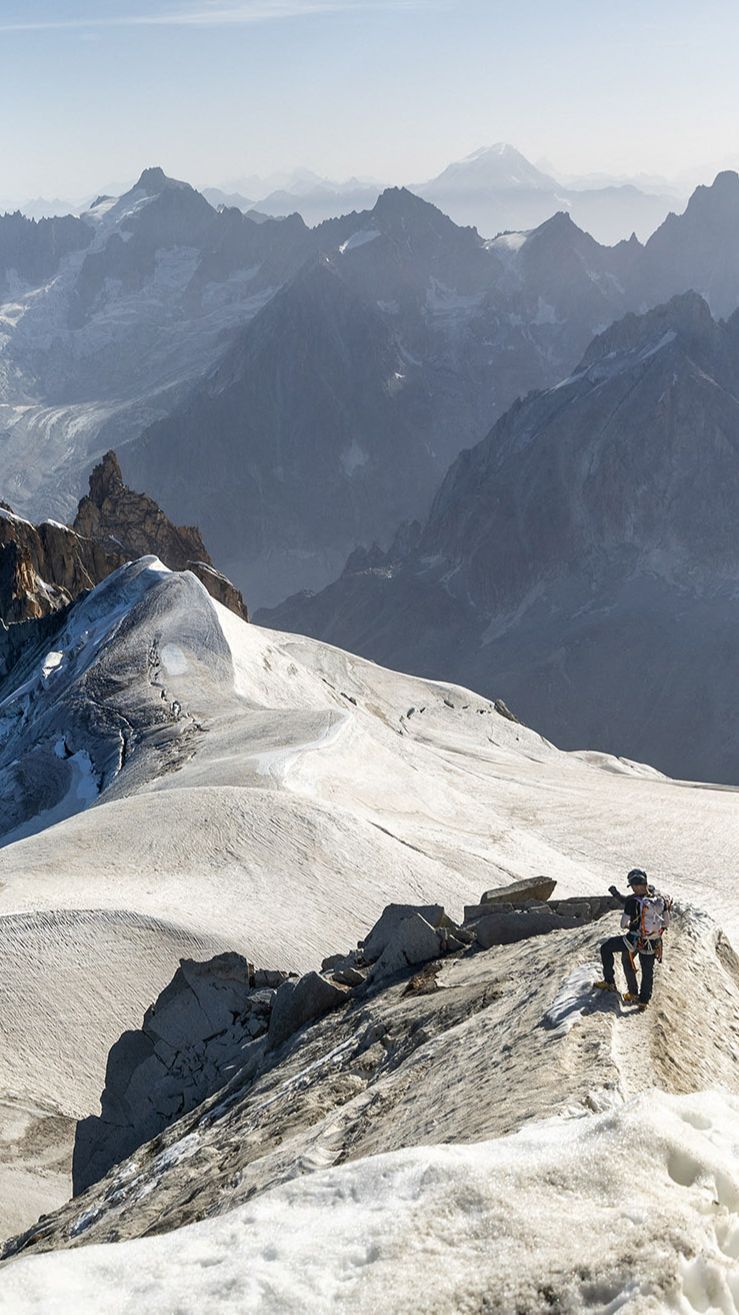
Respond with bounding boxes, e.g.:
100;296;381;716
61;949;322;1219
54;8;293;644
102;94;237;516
0;559;737;1301
4;1089;739;1314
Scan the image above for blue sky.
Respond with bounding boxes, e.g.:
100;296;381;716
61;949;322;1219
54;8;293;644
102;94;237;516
3;0;739;200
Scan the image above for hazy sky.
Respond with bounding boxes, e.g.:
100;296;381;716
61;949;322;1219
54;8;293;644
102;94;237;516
4;0;739;200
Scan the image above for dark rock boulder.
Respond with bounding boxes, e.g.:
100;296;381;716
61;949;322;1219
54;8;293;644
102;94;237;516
267;972;349;1051
369;912;444;982
362;903;445;961
481;876;557;907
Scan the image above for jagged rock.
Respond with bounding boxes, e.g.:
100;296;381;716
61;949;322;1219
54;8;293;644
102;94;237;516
254;969;291;989
73;952;262;1195
482;876;557;907
0;506;123;624
0;454;248;680
363;903;445;962
464;877;557;922
369;913;443;982
320;953;348;973
493;699;520;723
74;452;248;621
474;896;619;949
267;972;349;1050
332;965;367;988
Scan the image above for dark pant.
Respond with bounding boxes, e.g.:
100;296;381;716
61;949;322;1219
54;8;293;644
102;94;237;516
600;936;656;1003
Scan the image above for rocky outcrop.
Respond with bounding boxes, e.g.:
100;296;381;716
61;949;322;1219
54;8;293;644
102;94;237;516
73;953;288;1195
471;897;619;949
9;885;721;1270
0;505;123;625
0;452;247;640
74;452;248;620
480;876;557;908
67;880;624;1200
267;972;349;1051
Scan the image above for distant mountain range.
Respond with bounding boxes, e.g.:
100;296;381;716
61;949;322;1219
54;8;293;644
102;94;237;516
415;144;681;244
122;167;739;606
4;163;736;610
122;183;644;603
4;163;739;642
197;145;685;244
8;145;688;244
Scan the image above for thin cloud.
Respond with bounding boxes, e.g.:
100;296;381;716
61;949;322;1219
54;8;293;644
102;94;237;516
0;0;436;33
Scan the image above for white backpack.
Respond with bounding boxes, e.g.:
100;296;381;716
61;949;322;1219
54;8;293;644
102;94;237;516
637;891;671;940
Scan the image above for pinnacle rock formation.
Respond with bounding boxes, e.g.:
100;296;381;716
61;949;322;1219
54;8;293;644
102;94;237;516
74;451;248;620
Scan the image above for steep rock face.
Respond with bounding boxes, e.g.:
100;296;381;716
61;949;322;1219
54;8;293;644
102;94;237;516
73;450;248;619
262;294;739;783
645;170;739;319
73;953;283;1195
125;256;441;607
0;505;122;624
0;211;92;297
0;168;316;527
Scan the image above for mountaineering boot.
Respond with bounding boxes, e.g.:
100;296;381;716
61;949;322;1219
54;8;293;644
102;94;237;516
637;1002;649;1011
593;980;618;992
622;992;639;1004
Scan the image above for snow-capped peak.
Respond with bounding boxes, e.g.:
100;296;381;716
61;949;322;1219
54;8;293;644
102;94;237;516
429;144;558;194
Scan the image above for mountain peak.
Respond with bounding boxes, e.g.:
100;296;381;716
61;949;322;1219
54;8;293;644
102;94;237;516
708;169;739;194
372;186;430;217
579;291;714;372
87;450;124;505
533;209;578;234
428;145;557;193
135;166;169;193
524;209;593;250
370;186;464;238
466;142;533;163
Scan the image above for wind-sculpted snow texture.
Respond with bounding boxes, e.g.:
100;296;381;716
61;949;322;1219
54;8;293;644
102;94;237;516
0;561;738;1242
264;291;739;784
0;907;230;1237
10;1089;739;1315
2;903;739;1314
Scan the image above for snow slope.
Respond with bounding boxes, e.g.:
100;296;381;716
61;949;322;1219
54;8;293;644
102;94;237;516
0;560;738;1239
5;1088;739;1315
3;903;739;1312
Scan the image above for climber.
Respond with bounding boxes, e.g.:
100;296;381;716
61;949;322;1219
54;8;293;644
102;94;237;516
594;868;671;1009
